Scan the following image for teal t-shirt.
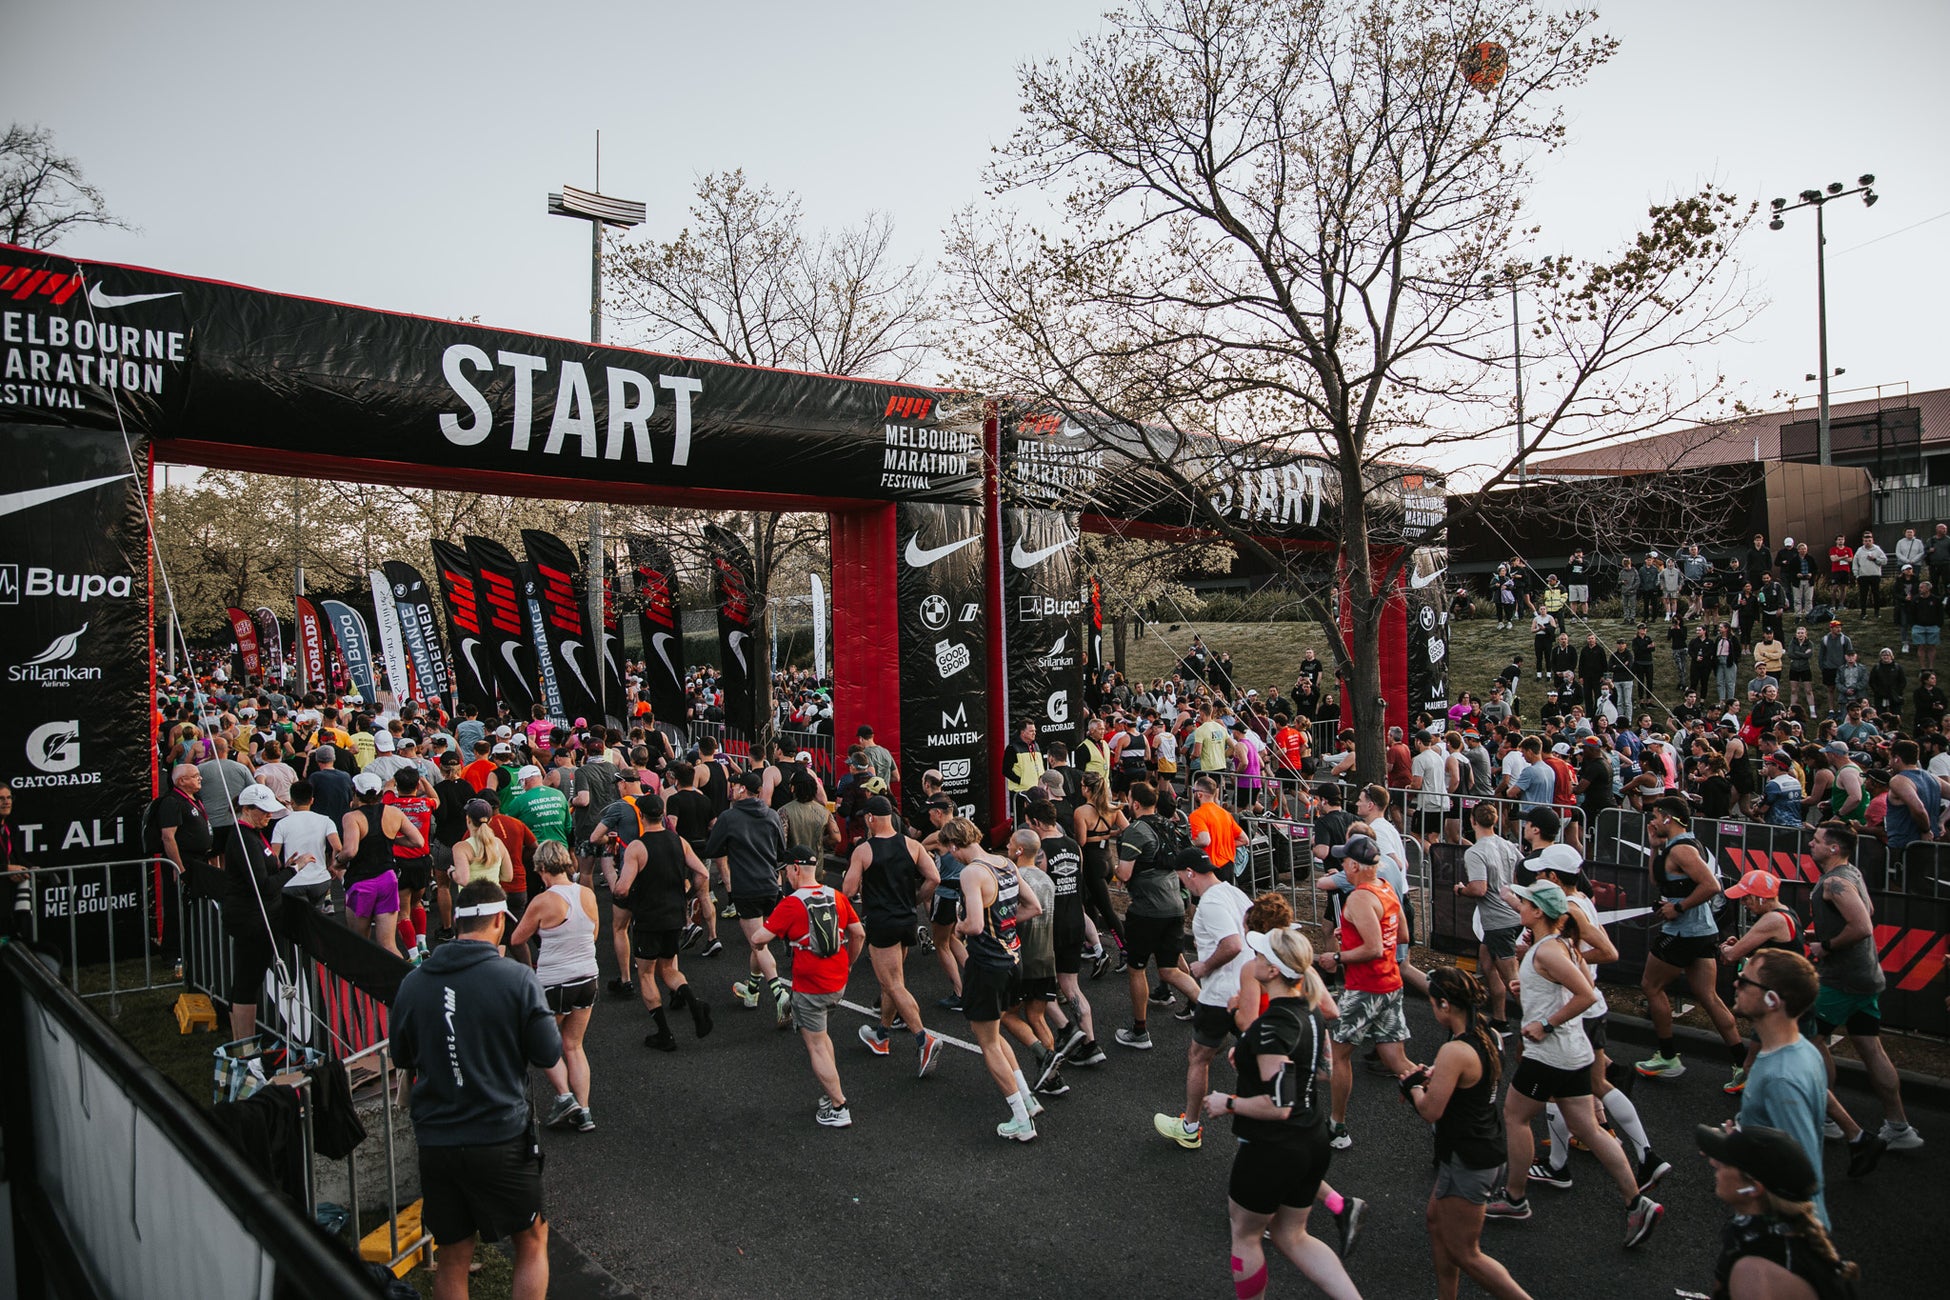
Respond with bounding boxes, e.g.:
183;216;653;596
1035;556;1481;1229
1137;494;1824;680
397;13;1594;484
1741;1036;1829;1228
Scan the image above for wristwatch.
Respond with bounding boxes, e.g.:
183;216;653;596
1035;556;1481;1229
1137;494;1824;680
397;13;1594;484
1226;1094;1236;1113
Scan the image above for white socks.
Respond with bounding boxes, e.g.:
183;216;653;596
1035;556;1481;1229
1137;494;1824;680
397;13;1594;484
1006;1091;1030;1124
1603;1090;1652;1160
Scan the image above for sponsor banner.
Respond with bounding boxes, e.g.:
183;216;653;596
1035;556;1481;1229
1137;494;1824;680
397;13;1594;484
366;568;415;703
294;596;328;689
1087;575;1105;711
0;245;977;505
0;424;152;960
381;560;453;710
462;535;540;714
319;599;379;704
1001;507;1086;752
520;530;602;726
702;523;759;735
227;606;261;677
429;540;497;715
599;556;626;730
810;572;827;680
1405;547;1449;726
896;502;991;826
624;534;688;727
251;606;285;679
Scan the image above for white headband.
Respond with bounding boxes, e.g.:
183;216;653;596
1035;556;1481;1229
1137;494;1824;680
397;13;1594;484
454;901;508;920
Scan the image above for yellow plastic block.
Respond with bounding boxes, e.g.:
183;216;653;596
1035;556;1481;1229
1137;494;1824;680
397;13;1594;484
172;993;217;1035
359;1199;434;1277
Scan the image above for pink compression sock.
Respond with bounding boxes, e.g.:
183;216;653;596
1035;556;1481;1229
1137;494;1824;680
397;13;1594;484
1232;1258;1268;1300
1321;1189;1345;1215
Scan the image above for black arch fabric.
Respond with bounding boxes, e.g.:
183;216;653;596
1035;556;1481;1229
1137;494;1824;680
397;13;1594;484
380;560;452;711
625;535;688;726
461;535;540;715
1002;507;1086;750
702;523;759;735
429;540;497;715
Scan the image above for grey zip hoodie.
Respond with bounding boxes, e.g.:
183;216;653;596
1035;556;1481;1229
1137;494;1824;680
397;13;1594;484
704;795;787;895
391;939;561;1147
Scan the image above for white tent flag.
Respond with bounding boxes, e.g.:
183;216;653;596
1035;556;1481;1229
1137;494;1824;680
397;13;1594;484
811;573;827;679
369;568;415;701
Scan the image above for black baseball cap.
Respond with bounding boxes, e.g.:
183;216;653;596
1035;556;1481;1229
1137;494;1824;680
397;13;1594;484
1694;1124;1818;1201
735;770;765;793
1522;806;1562;837
862;794;895;817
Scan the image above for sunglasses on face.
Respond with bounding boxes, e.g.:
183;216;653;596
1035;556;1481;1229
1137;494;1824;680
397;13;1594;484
1732;975;1774;996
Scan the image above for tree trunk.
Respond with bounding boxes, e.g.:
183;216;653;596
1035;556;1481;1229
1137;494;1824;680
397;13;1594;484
1112;614;1128;673
750;511;776;754
1339;461;1387;785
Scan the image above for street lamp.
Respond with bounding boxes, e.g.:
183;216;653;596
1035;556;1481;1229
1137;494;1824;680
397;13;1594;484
1769;174;1879;465
547;131;646;345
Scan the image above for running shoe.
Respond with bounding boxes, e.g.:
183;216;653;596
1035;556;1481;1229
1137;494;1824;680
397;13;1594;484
1054;1024;1087;1061
1846;1131;1888;1178
936;994;964;1013
1149;984;1175;1007
1114;1027;1153;1051
544;1094;581;1129
1091;949;1112;980
1623;1196;1663;1248
860;1025;891;1056
691;999;715;1039
1034;1070;1070;1097
1171;1000;1197;1022
816;1099;853;1129
1033;1046;1065;1093
732;979;762;1008
1114;950;1130;974
997;1116;1038;1143
1069;1040;1109;1067
644;1030;677;1052
1331;1197;1367;1258
679;922;703;951
1154;1114;1203;1149
1722;1066;1748;1095
699;939;724;958
918;1032;943;1079
1635;1149;1673;1196
1483;1191;1531;1221
774;984;794;1028
1879;1121;1926;1151
1025;1092;1046;1119
1634;1051;1685;1078
1526;1162;1573;1190
576;1107;596;1133
606;978;636;997
1328;1122;1353;1150
1823;1119;1844;1140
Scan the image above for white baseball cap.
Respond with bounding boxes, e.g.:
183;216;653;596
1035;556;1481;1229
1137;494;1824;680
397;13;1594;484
495;724;513;739
491;741;513;757
236;784;283;813
374;733;395;753
516;764;543;782
352;772;384;795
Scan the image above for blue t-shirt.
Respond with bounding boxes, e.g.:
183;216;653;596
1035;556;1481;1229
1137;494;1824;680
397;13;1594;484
1886;767;1940;851
1741;1036;1829;1228
1513;760;1554;812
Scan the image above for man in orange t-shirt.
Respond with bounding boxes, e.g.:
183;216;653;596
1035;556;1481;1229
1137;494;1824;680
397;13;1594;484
461;740;497;793
1187;778;1245;882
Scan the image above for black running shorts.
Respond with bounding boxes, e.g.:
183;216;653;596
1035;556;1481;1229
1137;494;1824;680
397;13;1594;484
420;1134;544;1247
631;926;682;962
544;976;598;1015
866;919;916;950
1228;1134;1330;1215
1510;1056;1594;1102
961;960;1020;1023
1053;920;1086;975
1123;912;1185;971
1648;929;1720;968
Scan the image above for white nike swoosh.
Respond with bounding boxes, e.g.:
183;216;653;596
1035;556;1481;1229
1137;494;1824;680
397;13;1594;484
651;632;680;682
1010;530;1076;569
601;632;623;684
728;630;749;673
1409;567;1448;590
1593;905;1655;926
905;534;981;567
560;640;598;701
86;286;183;310
499;641;527;687
460;638;487;688
0;473;132;518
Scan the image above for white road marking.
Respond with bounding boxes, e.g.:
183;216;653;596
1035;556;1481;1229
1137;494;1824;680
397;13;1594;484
839;998;982;1054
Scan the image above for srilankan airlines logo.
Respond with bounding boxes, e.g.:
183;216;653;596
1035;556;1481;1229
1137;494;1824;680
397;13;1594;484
11;623;102;687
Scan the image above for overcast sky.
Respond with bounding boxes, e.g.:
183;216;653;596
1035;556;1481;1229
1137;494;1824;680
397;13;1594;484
7;0;1945;454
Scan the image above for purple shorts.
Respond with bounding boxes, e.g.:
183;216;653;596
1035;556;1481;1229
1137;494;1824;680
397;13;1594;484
346;871;401;919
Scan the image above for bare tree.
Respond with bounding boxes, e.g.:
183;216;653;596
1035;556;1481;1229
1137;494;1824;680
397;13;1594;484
943;0;1759;779
606;170;934;739
1;124;129;247
1081;532;1233;670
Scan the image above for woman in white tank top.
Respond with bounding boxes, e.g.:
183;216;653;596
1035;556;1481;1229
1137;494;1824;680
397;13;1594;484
511;842;600;1131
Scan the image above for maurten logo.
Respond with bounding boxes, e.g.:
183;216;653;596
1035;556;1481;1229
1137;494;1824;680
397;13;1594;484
905;532;980;568
941;703;968;729
26;720;80;774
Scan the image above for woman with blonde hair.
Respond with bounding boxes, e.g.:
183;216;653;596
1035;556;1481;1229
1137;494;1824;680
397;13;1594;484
1072;770;1127;973
449;797;512;888
511;839;599;1132
1201;926;1359;1300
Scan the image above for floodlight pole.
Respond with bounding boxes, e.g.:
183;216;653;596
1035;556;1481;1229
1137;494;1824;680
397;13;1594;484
1769;176;1880;466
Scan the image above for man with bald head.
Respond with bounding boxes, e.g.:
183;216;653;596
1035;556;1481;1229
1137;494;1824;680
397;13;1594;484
145;762;215;954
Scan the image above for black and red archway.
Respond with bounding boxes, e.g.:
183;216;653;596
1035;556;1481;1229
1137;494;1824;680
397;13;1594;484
0;245;1430;882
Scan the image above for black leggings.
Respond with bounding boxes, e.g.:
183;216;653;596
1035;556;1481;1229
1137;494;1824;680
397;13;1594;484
1534;633;1553;671
1081;842;1125;950
1856;575;1882;615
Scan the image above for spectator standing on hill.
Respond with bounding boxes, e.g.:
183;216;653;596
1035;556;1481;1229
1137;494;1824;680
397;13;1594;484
1928;522;1950;597
1895;525;1927;580
1741;534;1773;592
1819;620;1854;713
1786;539;1818;616
1659;555;1684;620
1827;534;1854;606
1617;555;1641;622
1565;550;1591;619
1852;531;1888;617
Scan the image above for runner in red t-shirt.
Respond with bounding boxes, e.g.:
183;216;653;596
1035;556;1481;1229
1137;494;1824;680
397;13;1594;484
383;769;438;957
750;848;865;1129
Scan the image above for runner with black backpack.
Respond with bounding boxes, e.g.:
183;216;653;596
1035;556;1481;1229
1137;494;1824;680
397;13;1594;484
1113;781;1203;1051
749;846;867;1129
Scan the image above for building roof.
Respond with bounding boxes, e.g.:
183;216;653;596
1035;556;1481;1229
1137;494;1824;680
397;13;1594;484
1529;386;1950;476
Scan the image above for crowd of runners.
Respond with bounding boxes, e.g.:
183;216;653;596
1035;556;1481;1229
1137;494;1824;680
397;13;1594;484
42;642;1931;1300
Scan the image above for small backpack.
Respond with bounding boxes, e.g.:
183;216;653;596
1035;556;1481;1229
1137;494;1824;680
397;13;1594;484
795;886;842;957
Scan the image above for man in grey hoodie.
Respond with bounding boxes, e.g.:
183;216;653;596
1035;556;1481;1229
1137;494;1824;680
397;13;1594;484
392;880;561;1299
705;769;792;1024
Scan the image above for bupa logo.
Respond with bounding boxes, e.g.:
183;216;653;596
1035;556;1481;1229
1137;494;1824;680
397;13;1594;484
884;394;935;421
0;564;16;605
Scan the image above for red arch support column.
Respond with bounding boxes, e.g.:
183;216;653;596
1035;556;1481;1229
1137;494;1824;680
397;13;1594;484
1339;546;1410;738
830;505;901;770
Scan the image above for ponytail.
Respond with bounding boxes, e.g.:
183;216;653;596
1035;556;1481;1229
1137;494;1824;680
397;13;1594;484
1762;1193;1859;1284
1428;965;1501;1082
464;814;501;881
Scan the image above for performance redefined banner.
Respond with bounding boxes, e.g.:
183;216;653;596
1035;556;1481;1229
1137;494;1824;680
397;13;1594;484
895;502;991;825
702;523;758;735
625;534;687;727
251;607;285;680
381;560;452;710
0;424;152;960
519;563;567;722
0;245;976;505
599;556;625;730
1002;508;1086;752
463;536;539;715
430;541;496;715
320;599;378;704
520;530;602;726
227;607;261;678
294;597;328;690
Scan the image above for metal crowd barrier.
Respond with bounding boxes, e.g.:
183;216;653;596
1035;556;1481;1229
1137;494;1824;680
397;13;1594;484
10;856;180;1013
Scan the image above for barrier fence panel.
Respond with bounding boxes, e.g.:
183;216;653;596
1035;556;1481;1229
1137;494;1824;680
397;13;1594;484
778;727;838;787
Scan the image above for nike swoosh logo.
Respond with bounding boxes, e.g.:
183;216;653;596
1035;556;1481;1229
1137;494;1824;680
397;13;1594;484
1409;567;1447;590
905;534;980;567
1009;528;1076;569
86;286;183;310
728;630;749;673
0;473;132;518
560;639;598;702
459;638;487;689
499;641;527;688
601;632;623;685
1593;905;1655;926
651;632;680;682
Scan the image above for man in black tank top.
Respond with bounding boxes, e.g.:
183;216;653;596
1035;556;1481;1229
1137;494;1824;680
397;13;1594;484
1027;802;1098;1065
615;792;715;1051
842;796;944;1077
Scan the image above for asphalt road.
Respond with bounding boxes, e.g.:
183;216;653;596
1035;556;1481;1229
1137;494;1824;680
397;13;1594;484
541;901;1944;1299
